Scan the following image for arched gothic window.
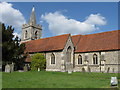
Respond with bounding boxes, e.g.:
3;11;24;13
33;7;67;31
67;46;72;62
93;54;98;64
35;31;37;39
25;31;27;39
78;55;82;64
51;53;55;64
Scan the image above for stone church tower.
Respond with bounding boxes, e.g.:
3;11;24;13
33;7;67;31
21;6;42;42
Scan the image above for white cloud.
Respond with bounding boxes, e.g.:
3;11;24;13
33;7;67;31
85;14;106;25
13;32;21;39
41;11;107;35
0;2;26;32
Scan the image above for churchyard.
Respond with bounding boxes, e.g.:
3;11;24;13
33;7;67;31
2;71;120;88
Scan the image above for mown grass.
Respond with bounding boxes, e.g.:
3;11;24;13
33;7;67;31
2;71;120;88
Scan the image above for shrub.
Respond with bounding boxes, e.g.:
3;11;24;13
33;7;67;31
31;53;46;71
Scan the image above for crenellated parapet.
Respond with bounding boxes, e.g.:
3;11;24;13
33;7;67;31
22;24;42;29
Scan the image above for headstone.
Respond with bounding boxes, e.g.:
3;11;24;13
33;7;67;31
107;67;110;73
38;68;40;72
88;67;91;73
5;64;10;73
82;68;85;73
18;70;24;72
68;70;72;74
112;68;114;73
23;65;28;72
66;62;73;74
27;64;30;71
111;77;118;86
10;62;14;72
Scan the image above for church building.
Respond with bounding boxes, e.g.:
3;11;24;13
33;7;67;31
21;7;120;73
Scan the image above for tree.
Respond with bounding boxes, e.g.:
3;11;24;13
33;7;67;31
2;23;27;71
13;36;27;70
31;53;46;71
2;23;15;64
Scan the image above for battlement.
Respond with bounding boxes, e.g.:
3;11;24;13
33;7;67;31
22;24;42;29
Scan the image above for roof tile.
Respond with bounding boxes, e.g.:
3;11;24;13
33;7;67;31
74;30;120;52
24;34;70;53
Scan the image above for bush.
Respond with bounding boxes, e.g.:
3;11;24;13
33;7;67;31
31;53;46;71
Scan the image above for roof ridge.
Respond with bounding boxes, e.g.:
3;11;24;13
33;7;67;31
83;30;119;37
25;33;70;43
75;30;120;52
72;34;82;37
40;33;70;40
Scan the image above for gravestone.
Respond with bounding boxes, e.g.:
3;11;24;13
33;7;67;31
66;62;73;74
107;67;110;73
68;70;72;74
5;64;10;73
82;68;85;73
111;77;118;86
101;60;105;73
38;68;40;72
88;67;91;73
10;62;14;72
112;68;114;73
18;70;24;72
23;65;28;72
27;64;30;71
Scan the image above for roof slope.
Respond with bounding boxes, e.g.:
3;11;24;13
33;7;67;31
25;34;70;53
71;35;81;47
25;30;120;53
75;30;120;52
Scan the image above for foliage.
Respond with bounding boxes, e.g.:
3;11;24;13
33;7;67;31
2;23;15;64
2;23;27;70
13;36;27;70
31;53;46;71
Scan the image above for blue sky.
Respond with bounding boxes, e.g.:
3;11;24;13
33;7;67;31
0;2;118;38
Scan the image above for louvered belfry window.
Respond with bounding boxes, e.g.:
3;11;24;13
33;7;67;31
25;30;27;39
35;31;37;39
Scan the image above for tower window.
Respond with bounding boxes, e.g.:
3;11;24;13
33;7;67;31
35;31;37;39
25;31;27;39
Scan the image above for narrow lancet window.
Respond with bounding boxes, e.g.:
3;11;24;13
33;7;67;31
51;53;55;64
78;55;82;64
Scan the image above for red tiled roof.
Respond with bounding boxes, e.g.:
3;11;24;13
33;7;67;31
24;34;70;53
74;30;120;52
71;35;81;47
25;30;120;53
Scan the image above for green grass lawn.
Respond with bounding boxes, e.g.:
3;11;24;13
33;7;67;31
2;71;120;88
